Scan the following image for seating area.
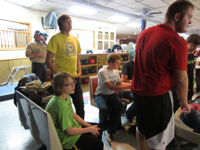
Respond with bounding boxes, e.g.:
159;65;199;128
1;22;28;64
15;90;63;150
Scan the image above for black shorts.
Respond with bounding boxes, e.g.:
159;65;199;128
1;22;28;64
134;92;173;139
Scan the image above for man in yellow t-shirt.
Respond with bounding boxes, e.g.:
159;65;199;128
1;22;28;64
46;14;84;119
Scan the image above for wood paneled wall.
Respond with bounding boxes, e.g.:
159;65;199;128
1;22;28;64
0;58;31;84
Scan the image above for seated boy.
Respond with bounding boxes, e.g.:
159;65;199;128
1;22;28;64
94;53;131;145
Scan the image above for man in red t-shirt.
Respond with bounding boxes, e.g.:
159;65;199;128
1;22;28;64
131;1;193;150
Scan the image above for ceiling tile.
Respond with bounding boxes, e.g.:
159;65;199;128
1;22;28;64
128;2;154;11
191;18;200;24
113;6;138;14
193;7;200;15
47;0;81;6
88;0;121;8
156;6;168;13
193;14;200;21
162;0;175;5
111;0;137;5
193;0;200;10
38;1;74;9
140;0;169;8
30;4;63;12
58;10;83;17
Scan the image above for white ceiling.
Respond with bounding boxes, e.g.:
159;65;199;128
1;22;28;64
5;0;200;40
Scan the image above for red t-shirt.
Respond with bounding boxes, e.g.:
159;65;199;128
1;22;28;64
131;24;188;96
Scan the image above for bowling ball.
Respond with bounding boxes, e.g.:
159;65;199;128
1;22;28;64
82;78;89;84
180;109;200;131
89;58;95;64
80;60;82;65
82;69;89;75
98;58;100;64
89;68;95;74
83;59;89;65
121;57;123;61
123;57;128;61
191;98;200;105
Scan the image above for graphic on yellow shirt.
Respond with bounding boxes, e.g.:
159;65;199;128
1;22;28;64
65;41;75;56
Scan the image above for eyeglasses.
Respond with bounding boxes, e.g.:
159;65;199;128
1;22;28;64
63;81;77;86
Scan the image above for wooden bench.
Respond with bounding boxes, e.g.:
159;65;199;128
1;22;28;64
15;90;77;150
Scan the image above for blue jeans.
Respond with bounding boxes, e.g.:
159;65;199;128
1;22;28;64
95;94;123;134
70;77;85;120
118;91;136;120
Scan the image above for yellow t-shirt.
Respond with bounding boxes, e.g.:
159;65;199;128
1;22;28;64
47;33;81;77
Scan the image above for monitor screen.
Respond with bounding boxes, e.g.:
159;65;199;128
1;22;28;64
45;11;59;29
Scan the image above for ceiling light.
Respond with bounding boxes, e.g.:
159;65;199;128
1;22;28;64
68;6;97;15
109;16;129;22
126;23;141;28
134;33;137;35
6;0;41;7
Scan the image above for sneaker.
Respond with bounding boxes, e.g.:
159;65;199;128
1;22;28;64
104;132;113;146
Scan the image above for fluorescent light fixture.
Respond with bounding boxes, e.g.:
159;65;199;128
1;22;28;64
6;0;41;7
126;22;141;28
109;16;129;22
68;6;97;15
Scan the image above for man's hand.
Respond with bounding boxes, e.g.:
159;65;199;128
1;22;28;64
76;71;82;78
180;102;191;114
40;38;47;46
38;52;45;58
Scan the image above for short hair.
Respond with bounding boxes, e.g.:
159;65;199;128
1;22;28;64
107;53;121;64
53;72;76;96
165;1;194;22
57;14;71;32
186;34;200;45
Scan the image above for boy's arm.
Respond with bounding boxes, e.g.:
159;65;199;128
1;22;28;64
65;125;100;137
76;54;82;78
105;81;131;91
26;52;45;58
73;112;91;127
45;50;58;74
65;112;100;136
121;74;132;83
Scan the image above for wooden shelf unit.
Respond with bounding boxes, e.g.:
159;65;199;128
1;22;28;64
79;53;130;83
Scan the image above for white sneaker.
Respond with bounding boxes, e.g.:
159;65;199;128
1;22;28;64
104;132;113;146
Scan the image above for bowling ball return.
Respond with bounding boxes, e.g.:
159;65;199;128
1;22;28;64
175;107;200;150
